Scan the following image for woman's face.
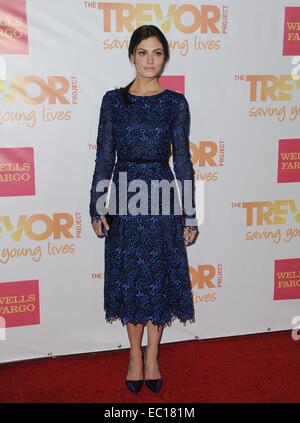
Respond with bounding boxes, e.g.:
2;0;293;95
130;36;165;79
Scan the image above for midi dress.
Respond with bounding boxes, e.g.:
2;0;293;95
89;87;198;328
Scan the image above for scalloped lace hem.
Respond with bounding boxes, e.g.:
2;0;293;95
104;313;196;328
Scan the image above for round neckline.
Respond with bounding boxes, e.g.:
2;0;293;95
128;89;169;98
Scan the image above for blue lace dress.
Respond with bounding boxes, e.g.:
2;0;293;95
89;88;198;328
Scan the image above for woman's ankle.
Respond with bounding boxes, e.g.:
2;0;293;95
129;348;143;359
145;346;159;356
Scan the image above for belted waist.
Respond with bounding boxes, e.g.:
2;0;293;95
117;158;169;163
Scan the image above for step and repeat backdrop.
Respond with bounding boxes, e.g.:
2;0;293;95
0;0;300;363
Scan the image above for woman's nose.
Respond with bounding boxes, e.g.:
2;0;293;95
147;56;154;64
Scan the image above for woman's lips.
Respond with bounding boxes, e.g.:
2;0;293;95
144;67;155;70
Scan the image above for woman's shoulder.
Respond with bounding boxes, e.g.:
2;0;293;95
167;90;189;111
166;89;184;96
102;88;124;102
167;89;188;105
102;89;116;98
103;88;122;96
99;89;120;108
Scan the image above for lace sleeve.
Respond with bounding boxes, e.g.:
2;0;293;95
171;94;198;228
89;91;116;224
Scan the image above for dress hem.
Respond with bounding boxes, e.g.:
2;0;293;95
104;314;196;329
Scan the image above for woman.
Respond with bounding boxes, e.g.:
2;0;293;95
89;25;199;394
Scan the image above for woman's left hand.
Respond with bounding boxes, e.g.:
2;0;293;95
183;226;199;246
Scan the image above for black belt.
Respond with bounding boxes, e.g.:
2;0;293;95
117;158;168;163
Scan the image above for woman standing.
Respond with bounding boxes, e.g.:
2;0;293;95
89;25;199;394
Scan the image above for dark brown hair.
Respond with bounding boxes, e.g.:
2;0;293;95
119;25;170;107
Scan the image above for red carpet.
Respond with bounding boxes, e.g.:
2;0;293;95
0;330;299;403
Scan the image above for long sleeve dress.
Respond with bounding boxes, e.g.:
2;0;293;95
89;88;198;328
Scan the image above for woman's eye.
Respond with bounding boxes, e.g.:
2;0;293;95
138;52;162;56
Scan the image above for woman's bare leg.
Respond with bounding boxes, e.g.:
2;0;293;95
144;321;164;379
126;322;144;380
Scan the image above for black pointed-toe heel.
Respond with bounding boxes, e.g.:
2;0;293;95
145;378;163;393
125;351;144;394
125;379;144;394
143;348;163;393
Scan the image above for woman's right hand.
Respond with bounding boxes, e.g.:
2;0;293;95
91;215;110;238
